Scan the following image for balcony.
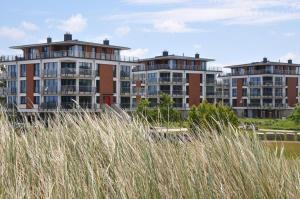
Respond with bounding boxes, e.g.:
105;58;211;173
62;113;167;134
132;64;222;72
79;86;95;93
206;92;216;98
0;51;139;63
159;77;171;83
231;69;300;76
132;88;146;95
40;102;58;110
147;91;159;96
120;72;131;80
79;68;94;77
173;77;184;84
159;90;171;95
206;80;216;86
61;85;77;94
61;102;77;110
120;88;131;95
263;81;273;86
173;103;183;108
61;68;76;77
173;90;185;96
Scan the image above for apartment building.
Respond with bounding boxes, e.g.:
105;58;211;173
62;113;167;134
220;58;300;118
132;51;222;110
0;33;138;112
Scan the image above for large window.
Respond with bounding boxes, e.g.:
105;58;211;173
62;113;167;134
20;64;26;77
44;96;58;103
8;65;17;77
20;96;26;104
20;80;26;93
79;62;92;69
232;79;237;87
44;79;58;93
8;96;17;105
34;63;40;77
44;62;58;77
148;85;157;95
250;77;261;85
250;88;261;96
120;65;131;78
148;73;157;82
34;80;40;93
34;96;40;105
232;88;237;97
7;81;17;94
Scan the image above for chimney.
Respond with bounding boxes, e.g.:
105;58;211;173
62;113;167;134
47;37;52;43
103;39;110;45
195;53;200;59
162;50;169;56
288;59;293;64
263;57;268;63
64;33;72;41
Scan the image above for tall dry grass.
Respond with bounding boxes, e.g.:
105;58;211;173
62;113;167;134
0;110;299;198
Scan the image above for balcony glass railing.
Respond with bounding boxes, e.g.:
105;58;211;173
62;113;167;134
61;85;77;94
79;86;95;93
231;70;300;76
0;51;139;63
132;64;222;72
61;68;76;76
79;68;94;76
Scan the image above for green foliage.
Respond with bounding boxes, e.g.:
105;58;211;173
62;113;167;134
136;94;181;123
188;102;239;131
289;105;300;124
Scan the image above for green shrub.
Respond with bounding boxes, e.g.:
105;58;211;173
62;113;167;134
289;104;300;124
188;102;239;131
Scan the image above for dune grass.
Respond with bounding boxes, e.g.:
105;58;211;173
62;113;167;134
0;110;299;198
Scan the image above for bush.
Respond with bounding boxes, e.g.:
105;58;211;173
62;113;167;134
136;94;181;123
289;104;300;124
188;102;239;131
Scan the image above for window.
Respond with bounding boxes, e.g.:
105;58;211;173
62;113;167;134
113;81;116;93
44;79;58;93
113;65;117;78
250;88;261;96
8;96;17;104
44;96;58;103
121;81;130;93
34;96;40;104
275;88;283;97
34;64;40;77
148;85;157;95
7;81;17;94
232;79;237;87
20;64;26;77
8;65;17;77
96;80;100;92
120;65;131;78
148;73;157;82
20;80;26;93
44;62;58;77
242;88;247;97
34;80;40;93
232;88;237;97
79;62;92;69
250;77;261;86
20;96;26;104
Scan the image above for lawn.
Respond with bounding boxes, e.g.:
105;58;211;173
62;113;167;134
264;141;300;159
241;118;300;131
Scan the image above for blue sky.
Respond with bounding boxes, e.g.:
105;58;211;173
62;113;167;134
0;0;300;69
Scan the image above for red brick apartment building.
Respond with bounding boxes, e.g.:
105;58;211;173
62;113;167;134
132;51;222;111
0;33;138;112
219;58;300;118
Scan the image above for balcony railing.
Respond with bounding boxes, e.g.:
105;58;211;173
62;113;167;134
231;70;300;76
43;70;58;78
40;102;58;110
133;64;222;72
159;77;171;83
173;90;185;96
79;68;94;77
61;85;77;94
0;51;139;63
61;68;76;77
6;88;17;95
120;88;131;95
79;86;95;93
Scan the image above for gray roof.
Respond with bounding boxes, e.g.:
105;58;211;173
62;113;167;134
224;61;299;68
140;55;215;62
10;40;130;50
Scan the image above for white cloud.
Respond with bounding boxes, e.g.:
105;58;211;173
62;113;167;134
107;0;300;32
21;21;39;32
121;48;149;58
115;26;131;36
58;14;87;33
124;0;189;4
153;20;193;33
0;27;26;40
279;52;297;62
